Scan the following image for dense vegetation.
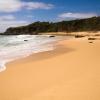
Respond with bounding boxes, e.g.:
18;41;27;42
3;16;100;35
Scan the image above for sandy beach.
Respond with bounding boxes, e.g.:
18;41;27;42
0;35;100;100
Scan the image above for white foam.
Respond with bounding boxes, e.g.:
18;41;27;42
0;61;6;72
0;35;65;72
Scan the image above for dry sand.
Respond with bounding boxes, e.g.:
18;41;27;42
0;36;100;100
39;31;100;36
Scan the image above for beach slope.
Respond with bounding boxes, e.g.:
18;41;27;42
0;37;100;100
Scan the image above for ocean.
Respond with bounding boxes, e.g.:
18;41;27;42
0;35;67;72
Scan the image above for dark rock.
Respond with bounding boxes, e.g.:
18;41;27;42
75;35;84;38
24;40;28;41
49;35;55;37
88;38;97;40
89;41;93;43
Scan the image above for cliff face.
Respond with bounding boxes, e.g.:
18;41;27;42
3;16;100;35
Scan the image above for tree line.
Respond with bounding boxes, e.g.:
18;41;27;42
3;16;100;35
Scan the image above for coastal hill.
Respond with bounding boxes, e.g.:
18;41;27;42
3;16;100;35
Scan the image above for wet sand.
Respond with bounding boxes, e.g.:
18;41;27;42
0;36;100;100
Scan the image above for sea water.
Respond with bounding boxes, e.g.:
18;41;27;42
0;35;66;72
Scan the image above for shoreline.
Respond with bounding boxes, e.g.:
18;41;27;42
0;35;68;73
5;38;70;70
0;36;100;100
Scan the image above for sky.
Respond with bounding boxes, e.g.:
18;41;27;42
0;0;100;32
